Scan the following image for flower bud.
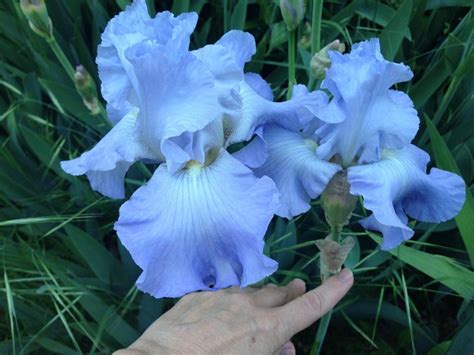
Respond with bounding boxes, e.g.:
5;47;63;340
74;65;100;115
310;39;345;80
316;235;355;281
280;0;305;32
20;0;54;42
321;170;356;232
297;21;311;50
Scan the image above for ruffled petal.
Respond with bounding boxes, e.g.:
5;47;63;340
97;1;197;123
348;145;466;250
161;120;224;173
114;150;279;298
61;110;156;199
226;81;332;145
253;125;341;218
126;41;226;167
232;126;267;168
316;38;418;167
215;30;256;70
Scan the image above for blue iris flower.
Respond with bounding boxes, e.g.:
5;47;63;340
60;0;332;297
252;39;466;250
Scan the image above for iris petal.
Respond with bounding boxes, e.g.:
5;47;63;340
126;41;228;166
348;144;466;250
227;82;331;145
316;38;418;167
253;125;341;218
60;110;156;199
115;150;279;298
97;0;197;123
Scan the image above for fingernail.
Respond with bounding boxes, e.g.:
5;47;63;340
337;268;353;283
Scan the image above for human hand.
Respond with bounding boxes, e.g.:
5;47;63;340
116;269;354;355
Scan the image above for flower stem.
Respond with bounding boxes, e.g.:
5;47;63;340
311;0;324;55
48;39;76;82
308;0;323;91
287;29;296;99
49;39;107;118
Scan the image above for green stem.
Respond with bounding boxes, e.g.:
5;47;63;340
311;0;324;55
49;39;107;119
48;39;75;82
308;0;323;91
287;29;296;99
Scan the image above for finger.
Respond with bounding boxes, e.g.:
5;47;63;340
225;286;258;294
274;268;353;338
253;279;306;307
275;341;296;355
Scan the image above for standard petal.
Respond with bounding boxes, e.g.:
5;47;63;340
348;145;466;250
316;38;418;166
61;110;156;199
215;30;256;70
97;1;197;123
126;41;225;164
114;150;279;298
226;81;332;145
253;125;341;218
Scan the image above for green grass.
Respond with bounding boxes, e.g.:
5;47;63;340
1;0;473;353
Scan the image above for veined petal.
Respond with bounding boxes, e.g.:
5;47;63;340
316;38;418;167
253;125;341;218
232;126;267;168
97;0;197;123
126;41;224;164
226;80;331;145
115;150;279;298
61;110;156;199
348;145;466;250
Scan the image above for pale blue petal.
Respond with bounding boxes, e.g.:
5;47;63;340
126;41;224;166
232;126;267;168
316;38;418;167
97;1;197;123
244;73;273;101
61;110;157;199
216;30;256;70
253;125;341;218
161;120;224;173
114;150;279;298
348;145;466;250
227;82;332;145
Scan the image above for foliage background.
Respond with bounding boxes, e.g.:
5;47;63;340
0;0;473;353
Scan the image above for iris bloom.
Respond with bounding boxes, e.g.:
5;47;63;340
252;39;466;250
61;0;331;297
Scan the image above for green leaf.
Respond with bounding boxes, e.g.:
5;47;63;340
448;313;474;354
425;115;474;267
230;0;248;30
379;0;412;60
369;233;474;299
64;225;124;285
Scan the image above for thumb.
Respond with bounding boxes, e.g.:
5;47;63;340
274;268;353;339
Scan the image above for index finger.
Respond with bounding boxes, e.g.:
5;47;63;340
274;268;354;338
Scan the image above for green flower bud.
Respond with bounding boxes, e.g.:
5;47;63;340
20;0;54;42
280;0;305;32
74;65;100;115
297;21;312;50
310;39;345;80
321;170;357;232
